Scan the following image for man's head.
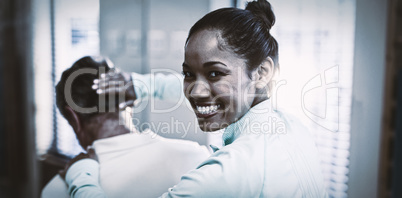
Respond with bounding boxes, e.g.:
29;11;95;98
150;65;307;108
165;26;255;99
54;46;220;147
56;56;125;148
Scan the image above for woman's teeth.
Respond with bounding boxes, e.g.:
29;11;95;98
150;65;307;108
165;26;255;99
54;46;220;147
197;104;220;115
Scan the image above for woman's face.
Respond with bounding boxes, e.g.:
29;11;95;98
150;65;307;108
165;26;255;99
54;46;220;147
183;29;259;131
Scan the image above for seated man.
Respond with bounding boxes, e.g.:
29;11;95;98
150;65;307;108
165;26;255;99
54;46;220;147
41;56;210;198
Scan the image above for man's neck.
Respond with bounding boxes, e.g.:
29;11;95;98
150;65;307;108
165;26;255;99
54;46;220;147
96;124;131;140
85;113;131;143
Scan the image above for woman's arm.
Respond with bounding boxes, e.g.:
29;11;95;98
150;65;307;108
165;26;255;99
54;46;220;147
94;71;185;109
131;72;184;102
65;159;107;198
65;146;256;198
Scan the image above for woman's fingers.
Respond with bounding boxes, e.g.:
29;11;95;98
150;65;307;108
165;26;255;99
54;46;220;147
86;146;98;161
118;100;136;110
94;75;120;85
59;152;92;180
92;70;135;104
95;80;124;90
93;72;126;92
96;85;125;95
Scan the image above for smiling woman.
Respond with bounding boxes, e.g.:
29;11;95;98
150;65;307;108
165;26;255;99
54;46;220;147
180;2;281;133
183;29;264;131
62;0;328;197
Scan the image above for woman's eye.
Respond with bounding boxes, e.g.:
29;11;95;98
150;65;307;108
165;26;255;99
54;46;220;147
209;71;222;77
181;71;193;78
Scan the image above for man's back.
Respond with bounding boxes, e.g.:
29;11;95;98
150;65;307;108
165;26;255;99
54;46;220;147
41;130;210;198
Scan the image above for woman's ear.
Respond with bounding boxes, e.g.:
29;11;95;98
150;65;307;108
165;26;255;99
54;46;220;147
64;106;81;133
256;57;275;89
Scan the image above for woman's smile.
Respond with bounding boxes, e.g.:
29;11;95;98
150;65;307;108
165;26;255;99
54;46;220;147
195;103;221;116
183;29;258;131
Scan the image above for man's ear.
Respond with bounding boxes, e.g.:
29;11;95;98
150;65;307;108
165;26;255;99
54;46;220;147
64;106;81;133
255;57;275;89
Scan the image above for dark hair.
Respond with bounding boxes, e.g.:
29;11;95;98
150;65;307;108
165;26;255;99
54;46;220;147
186;0;278;70
56;56;114;121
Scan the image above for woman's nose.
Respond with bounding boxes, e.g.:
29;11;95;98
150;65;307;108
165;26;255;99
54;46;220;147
190;81;210;99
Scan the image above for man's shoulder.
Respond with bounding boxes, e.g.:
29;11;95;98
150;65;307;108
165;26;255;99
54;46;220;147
41;174;69;198
94;130;210;160
155;135;211;157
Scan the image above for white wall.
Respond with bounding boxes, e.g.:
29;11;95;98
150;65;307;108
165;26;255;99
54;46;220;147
348;0;389;197
99;0;143;73
147;0;210;145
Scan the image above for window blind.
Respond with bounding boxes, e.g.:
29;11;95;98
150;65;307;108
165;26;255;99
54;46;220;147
34;0;100;158
236;0;356;197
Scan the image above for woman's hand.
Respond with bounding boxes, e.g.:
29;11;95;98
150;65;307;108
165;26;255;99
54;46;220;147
92;70;137;109
59;148;98;180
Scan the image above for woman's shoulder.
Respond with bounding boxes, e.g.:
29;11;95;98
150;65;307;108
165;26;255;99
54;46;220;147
272;108;312;134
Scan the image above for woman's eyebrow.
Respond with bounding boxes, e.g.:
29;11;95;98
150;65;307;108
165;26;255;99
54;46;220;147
203;61;227;68
182;61;227;68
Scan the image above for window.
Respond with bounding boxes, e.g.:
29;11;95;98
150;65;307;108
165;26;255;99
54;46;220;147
237;0;356;197
35;0;100;158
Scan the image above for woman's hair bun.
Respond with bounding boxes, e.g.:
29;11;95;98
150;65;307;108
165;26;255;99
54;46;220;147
245;0;275;30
